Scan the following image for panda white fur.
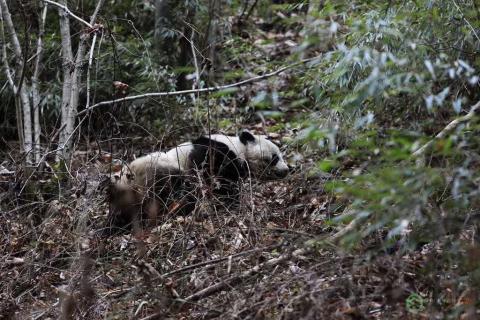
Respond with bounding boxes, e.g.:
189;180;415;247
106;130;288;233
107;151;185;233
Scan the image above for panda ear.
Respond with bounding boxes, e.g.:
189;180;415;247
239;130;256;145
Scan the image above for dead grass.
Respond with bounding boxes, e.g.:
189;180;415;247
0;151;475;319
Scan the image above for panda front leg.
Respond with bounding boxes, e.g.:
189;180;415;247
105;185;142;235
165;173;195;216
149;171;188;220
219;179;242;208
139;183;171;230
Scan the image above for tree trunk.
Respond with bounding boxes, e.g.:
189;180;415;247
18;86;33;163
0;3;24;149
154;0;171;51
206;0;219;84
32;4;48;163
0;0;33;164
57;0;104;162
57;1;74;161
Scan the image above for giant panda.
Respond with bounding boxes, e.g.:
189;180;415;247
106;151;185;234
106;130;289;234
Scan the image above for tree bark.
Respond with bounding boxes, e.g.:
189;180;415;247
0;2;22;149
154;0;171;51
57;0;104;161
205;0;218;84
18;86;33;163
0;0;33;163
32;4;48;163
57;0;74;160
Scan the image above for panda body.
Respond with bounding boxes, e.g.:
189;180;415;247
107;131;288;233
107;152;184;233
167;132;289;180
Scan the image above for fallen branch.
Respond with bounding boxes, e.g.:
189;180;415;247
77;57;319;115
161;244;280;278
5;257;25;265
0;165;14;175
139;301;221;320
329;218;360;243
138;313;163;320
412;99;480;157
184;247;310;302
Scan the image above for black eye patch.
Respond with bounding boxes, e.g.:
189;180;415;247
270;154;279;166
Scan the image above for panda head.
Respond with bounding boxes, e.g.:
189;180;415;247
239;130;289;179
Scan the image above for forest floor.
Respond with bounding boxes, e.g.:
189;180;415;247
0;131;459;320
1;11;475;320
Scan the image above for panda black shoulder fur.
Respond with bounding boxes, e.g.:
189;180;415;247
106;130;289;234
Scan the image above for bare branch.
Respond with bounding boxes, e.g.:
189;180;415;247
42;0;93;28
412;99;480;158
78;57;319;115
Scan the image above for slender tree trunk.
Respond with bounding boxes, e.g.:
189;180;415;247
0;5;24;149
57;0;104;161
18;86;33;161
14;99;25;155
32;86;42;163
177;5;197;90
57;0;74;160
32;4;48;163
64;35;87;155
0;0;33;163
154;0;171;50
206;0;219;83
